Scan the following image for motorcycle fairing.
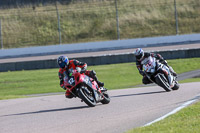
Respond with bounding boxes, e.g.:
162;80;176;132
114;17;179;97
83;76;102;102
142;56;156;73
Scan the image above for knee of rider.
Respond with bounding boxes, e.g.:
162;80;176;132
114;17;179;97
142;78;149;84
65;90;71;95
143;80;148;84
65;91;73;98
65;94;73;98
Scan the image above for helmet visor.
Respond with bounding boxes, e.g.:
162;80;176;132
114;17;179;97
59;62;66;68
136;54;143;60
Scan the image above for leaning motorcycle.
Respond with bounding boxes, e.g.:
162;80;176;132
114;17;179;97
142;56;179;92
64;67;110;107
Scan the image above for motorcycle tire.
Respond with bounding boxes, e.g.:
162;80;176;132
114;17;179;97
78;87;96;107
101;91;110;104
155;74;171;92
172;81;180;90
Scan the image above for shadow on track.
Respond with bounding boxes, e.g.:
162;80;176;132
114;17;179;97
1;105;89;117
111;90;166;98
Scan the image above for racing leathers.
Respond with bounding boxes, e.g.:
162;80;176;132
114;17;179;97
136;52;176;85
58;59;104;98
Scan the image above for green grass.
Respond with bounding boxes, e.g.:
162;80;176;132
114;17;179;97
0;0;200;48
167;58;200;74
0;58;200;100
90;63;142;89
0;69;60;99
127;101;200;133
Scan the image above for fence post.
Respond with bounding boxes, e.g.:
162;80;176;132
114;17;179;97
115;0;120;40
174;0;179;35
55;2;62;44
0;19;3;49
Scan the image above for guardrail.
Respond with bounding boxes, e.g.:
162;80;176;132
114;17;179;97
0;48;200;72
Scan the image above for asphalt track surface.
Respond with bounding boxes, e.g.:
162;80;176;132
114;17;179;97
0;82;200;133
0;43;200;63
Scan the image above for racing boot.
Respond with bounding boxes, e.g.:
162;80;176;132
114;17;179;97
90;70;104;87
96;80;104;87
93;76;104;87
161;60;177;77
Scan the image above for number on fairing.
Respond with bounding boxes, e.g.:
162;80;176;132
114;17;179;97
145;64;151;71
68;77;75;85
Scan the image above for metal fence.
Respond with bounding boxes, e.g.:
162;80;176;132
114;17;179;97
0;0;200;49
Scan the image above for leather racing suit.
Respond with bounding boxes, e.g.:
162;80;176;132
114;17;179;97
136;52;175;85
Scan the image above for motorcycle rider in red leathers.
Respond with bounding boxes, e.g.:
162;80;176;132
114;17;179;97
57;56;104;98
134;48;177;86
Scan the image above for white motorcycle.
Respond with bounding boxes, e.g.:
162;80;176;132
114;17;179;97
142;56;179;92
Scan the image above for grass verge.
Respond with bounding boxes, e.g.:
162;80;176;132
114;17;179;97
0;58;200;100
127;101;200;133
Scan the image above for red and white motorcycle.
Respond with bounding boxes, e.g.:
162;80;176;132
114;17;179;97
142;56;179;92
64;67;110;107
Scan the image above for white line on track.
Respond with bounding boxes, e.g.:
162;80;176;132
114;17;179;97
144;93;200;126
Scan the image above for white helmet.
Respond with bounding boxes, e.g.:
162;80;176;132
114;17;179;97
135;48;144;61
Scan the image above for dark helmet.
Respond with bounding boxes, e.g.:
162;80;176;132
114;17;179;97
57;56;69;68
134;48;144;61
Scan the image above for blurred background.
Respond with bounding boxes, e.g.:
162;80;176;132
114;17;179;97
0;0;200;49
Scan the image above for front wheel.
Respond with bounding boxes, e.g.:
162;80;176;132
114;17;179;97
155;74;171;92
78;87;96;107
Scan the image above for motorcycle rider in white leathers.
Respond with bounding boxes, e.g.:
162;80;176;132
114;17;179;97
134;48;177;87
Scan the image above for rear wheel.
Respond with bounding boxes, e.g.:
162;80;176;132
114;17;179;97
78;87;96;107
101;91;110;104
155;74;171;92
172;81;180;90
